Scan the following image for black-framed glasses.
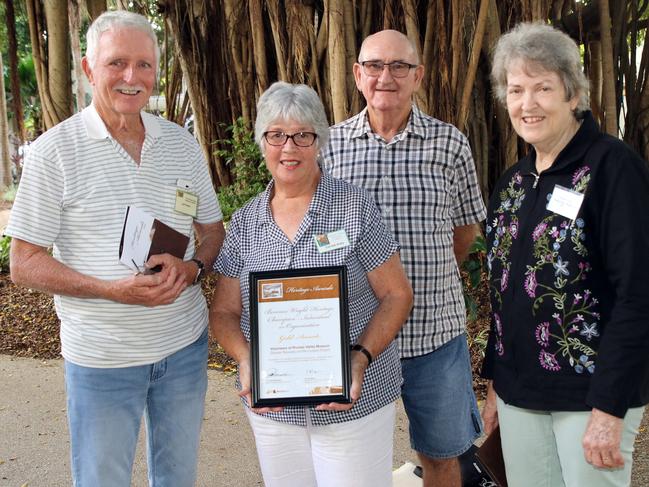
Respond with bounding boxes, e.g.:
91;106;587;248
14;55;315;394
360;60;418;78
263;131;318;147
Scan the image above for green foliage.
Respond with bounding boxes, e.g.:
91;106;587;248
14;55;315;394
462;234;487;322
215;118;270;222
2;184;18;202
467;327;490;358
0;235;10;274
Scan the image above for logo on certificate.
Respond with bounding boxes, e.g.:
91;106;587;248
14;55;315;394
261;283;283;299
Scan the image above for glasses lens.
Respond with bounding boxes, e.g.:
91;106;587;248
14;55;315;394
362;61;384;76
389;62;411;78
293;132;316;147
265;132;287;146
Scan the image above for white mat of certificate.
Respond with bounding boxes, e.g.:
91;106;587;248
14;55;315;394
256;274;344;400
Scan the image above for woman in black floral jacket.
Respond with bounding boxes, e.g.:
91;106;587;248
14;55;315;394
481;22;649;487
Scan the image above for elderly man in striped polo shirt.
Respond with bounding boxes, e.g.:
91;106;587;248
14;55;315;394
322;30;487;486
5;11;224;486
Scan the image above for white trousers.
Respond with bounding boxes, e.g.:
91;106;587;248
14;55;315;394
246;403;396;487
497;396;645;487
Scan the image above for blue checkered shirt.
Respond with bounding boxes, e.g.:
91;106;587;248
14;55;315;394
322;106;487;358
215;171;402;426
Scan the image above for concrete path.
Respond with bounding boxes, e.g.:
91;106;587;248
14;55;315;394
0;355;418;487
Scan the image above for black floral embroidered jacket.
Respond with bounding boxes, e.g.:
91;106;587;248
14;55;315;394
482;112;649;418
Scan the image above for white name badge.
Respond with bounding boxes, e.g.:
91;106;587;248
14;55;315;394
313;229;350;253
175;188;198;217
546;185;584;221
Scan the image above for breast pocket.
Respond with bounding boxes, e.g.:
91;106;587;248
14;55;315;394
158;185;194;238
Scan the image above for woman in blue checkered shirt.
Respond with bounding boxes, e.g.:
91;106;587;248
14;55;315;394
209;82;413;487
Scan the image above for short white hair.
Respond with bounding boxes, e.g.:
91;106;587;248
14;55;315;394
85;10;160;69
491;22;590;117
254;82;330;152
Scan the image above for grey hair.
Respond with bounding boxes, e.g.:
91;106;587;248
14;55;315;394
85;10;160;69
254;82;330;152
491;22;590;117
358;30;420;64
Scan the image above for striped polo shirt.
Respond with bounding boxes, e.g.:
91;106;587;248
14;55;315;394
5;104;222;367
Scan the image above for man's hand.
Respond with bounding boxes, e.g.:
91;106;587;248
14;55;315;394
481;380;499;435
582;408;625;469
107;253;194;306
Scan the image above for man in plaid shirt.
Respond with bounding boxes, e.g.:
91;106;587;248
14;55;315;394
322;30;487;487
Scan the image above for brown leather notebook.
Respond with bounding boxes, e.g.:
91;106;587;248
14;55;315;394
148;219;189;260
475;426;508;487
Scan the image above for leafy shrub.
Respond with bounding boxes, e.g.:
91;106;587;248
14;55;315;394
2;184;18;202
461;234;491;360
215;118;270;222
462;234;487;322
0;235;10;274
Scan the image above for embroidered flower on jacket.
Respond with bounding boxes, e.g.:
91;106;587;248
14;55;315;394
533;222;548;241
572;166;590;185
539;350;561;371
510;222;519;238
535;322;550;347
493;313;504;356
580;323;600;341
553;256;570;276
524;272;537;298
574;354;595;374
489;162;599;380
494;313;503;334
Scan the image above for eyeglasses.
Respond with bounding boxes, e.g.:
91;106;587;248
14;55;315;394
263;131;318;147
360;60;419;78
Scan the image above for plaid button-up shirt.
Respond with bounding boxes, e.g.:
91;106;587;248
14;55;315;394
322;106;487;358
215;172;402;425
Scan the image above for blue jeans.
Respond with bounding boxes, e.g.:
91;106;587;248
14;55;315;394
401;333;482;458
64;328;208;487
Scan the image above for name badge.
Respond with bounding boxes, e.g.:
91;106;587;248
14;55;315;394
313;229;350;253
546;185;584;221
175;188;198;217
